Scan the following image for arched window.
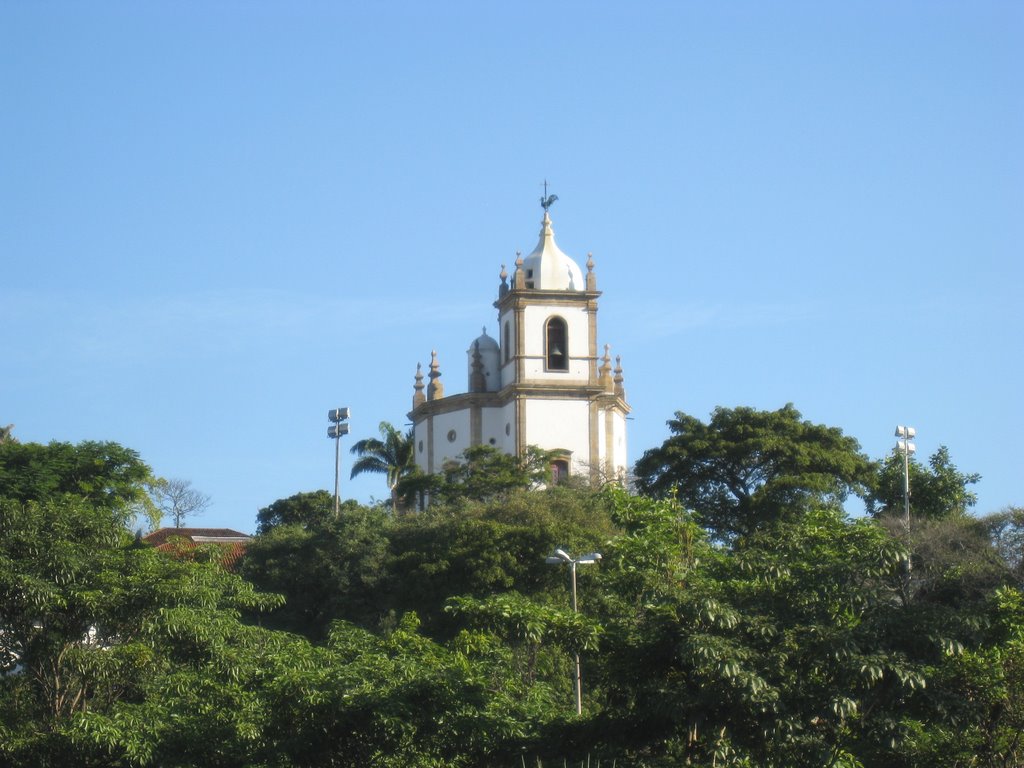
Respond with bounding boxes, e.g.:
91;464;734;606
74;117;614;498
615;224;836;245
551;458;570;484
503;320;511;363
545;316;568;371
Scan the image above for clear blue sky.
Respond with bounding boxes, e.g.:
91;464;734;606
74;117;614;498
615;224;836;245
2;2;1021;533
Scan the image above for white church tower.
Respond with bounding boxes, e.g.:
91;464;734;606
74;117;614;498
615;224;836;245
409;199;630;485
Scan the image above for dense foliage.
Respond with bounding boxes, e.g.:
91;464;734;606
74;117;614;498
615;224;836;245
868;445;981;521
243;485;615;639
634;404;875;541
0;439;154;515
1;424;1020;766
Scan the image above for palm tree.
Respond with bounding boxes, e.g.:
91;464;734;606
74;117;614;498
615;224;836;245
349;421;416;512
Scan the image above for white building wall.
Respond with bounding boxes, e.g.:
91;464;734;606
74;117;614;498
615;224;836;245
522;398;591;474
593;407;629;478
413;422;428;472
481;405;515;453
612;410;628;475
429;410;472;469
498;311;516;385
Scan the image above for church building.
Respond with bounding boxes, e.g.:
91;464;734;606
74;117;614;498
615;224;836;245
408;200;630;484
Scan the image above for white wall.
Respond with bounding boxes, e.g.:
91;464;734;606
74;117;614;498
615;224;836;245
413;422;428;471
481;404;516;453
498;311;516;385
610;410;628;475
429;410;472;470
522;398;591;474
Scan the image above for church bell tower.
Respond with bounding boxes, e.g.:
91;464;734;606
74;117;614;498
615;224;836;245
409;196;630;485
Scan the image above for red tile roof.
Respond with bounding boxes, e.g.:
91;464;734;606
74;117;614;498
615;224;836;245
142;528;252;570
143;527;251;546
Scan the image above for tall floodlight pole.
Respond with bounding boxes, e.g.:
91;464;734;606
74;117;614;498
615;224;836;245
545;548;602;715
328;408;351;516
895;425;916;533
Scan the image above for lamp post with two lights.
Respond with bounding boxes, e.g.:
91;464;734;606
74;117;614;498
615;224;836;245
545;548;602;715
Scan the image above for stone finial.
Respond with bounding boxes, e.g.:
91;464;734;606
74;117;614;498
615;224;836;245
469;340;486;393
599;344;614;392
513;250;526;290
427;350;444;401
499;263;509;298
539;210;552;235
614;355;626;400
412;363;426;409
586;252;597;291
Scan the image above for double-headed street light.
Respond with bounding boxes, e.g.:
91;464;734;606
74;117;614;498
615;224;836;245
545;548;602;715
328;408;351;516
895;425;916;533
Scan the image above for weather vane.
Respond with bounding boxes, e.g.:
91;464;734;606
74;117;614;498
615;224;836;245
540;179;558;211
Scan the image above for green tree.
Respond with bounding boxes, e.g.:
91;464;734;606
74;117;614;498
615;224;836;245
634;404;875;542
588;489;923;766
241;502;391;638
243;486;615;641
349;421;416;511
876;513;1011;607
0;439;154;515
249;614;560;767
446;591;601;701
0;496;281;766
894;587;1024;768
868;445;980;521
984;506;1024;582
255;489;335;534
430;444;555;506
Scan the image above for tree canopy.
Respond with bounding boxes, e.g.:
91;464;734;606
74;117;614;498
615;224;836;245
3;422;1021;767
634;404;875;541
985;506;1024;581
868;444;981;521
0;495;282;765
0;439;153;515
242;484;615;639
428;444;556;506
242;502;391;638
255;489;336;533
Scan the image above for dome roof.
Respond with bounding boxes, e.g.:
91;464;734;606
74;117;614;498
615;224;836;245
521;212;585;291
467;328;501;393
469;327;499;353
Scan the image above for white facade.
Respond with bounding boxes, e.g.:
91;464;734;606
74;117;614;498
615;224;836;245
409;208;630;486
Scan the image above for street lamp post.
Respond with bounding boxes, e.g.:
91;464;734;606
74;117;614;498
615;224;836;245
895;425;916;591
545;548;601;715
895;425;916;533
328;408;351;516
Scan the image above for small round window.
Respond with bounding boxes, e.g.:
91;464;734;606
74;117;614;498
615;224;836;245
505;423;511;436
418;440;424;453
447;429;457;443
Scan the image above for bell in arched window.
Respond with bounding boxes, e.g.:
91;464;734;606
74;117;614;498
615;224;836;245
546;317;568;371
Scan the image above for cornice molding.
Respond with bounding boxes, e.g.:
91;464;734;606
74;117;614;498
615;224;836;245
409;383;630;421
494;288;601;311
